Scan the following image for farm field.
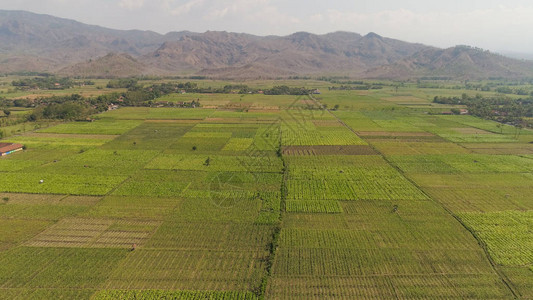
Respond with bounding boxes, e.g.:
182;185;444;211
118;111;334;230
0;79;532;299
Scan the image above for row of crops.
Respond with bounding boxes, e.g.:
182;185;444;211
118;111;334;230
333;108;533;298
264;108;520;299
0;107;286;298
0;89;531;299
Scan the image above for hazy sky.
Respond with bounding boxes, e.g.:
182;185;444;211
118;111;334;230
3;0;533;53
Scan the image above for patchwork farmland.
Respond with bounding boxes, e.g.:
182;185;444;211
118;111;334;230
0;80;532;299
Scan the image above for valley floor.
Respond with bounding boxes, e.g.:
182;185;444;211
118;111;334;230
0;86;532;299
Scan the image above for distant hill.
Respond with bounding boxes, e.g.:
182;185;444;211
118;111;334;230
57;53;152;78
364;46;533;79
1;10;533;79
0;10;169;73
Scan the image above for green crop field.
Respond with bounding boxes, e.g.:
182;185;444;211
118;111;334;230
0;79;531;299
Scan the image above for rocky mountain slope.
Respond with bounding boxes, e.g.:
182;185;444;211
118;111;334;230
1;10;532;79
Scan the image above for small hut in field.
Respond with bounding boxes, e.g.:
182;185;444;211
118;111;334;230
0;143;24;156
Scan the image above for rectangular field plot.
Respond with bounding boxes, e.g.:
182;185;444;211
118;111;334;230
112;170;191;197
31;149;160;176
0;247;127;289
26;217;161;248
333;111;384;131
282;145;377;156
38;119;143;135
0;203;90;221
285;201;483;252
391;274;512;299
286;175;426;201
100;122;193;150
0;219;52;250
92;290;258;300
266;275;397;299
266;274;510;300
222;138;254;151
0;173;126;195
438;132;519;143
461;142;533;155
84;196;181;220
146;154;282;173
411;173;533;189
270;190;510;299
282;123;367;146
0;289;94;300
390;154;533;174
370;141;471;155
101;107;215;120
286;200;343;213
171;196;262;224
0;193;101;206
2;135;113;150
272;247;493;276
424;187;533;212
285;155;427;201
0;159;44;172
167;136;231;153
146;222;275;251
0;148;80;163
104;249;267;291
458;211;533;266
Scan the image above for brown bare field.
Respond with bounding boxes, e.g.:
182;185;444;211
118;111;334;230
26;218;161;248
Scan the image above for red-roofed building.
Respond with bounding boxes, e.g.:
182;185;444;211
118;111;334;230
0;143;24;156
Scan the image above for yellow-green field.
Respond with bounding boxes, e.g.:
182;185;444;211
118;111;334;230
0;79;531;299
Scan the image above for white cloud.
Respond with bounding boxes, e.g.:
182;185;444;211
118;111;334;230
119;0;145;10
170;0;205;16
200;0;300;32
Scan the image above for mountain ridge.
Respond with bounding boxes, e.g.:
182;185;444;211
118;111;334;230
1;10;533;79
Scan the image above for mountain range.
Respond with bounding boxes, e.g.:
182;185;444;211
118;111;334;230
1;10;533;79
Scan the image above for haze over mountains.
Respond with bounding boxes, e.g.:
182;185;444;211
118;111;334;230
1;10;533;79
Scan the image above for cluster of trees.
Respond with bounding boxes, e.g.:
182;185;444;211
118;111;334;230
153;99;200;108
329;85;383;91
493;86;532;96
121;82;316;96
418;79;533;95
25;93;112;121
106;78;138;89
262;86;314;95
3;79;323;123
11;77;93;90
28;102;92;121
21;82;203;120
433;94;533;126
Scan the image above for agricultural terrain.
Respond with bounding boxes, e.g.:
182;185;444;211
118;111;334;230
0;78;532;299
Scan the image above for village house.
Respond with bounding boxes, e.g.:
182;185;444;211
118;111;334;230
0;143;24;156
